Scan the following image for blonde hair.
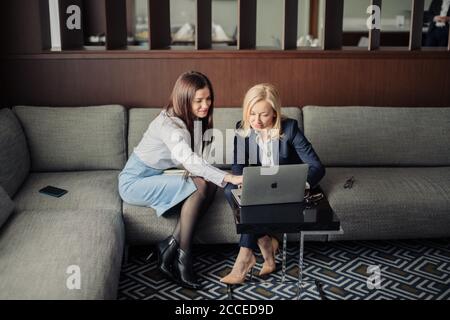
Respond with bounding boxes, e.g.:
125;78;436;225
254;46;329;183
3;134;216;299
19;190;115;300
237;83;284;139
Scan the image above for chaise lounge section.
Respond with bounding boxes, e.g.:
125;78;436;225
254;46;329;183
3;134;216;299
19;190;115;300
0;106;126;299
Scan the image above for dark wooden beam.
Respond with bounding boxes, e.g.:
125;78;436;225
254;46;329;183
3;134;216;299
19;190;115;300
148;0;171;49
368;0;382;50
409;0;424;50
82;0;106;40
40;0;52;51
59;0;84;49
238;0;257;49
282;0;298;50
196;0;212;49
105;0;128;49
323;0;344;50
0;0;51;53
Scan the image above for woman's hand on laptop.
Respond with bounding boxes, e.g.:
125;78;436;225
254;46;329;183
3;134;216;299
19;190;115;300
224;174;243;186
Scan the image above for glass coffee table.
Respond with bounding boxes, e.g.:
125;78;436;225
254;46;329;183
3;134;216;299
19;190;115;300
228;189;343;300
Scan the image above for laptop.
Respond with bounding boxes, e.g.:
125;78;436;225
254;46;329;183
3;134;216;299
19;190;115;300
231;164;309;206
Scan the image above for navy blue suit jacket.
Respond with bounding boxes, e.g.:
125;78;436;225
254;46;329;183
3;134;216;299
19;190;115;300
229;118;325;189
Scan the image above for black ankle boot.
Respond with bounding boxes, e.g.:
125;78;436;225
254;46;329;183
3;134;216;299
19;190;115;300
173;248;202;290
156;236;178;280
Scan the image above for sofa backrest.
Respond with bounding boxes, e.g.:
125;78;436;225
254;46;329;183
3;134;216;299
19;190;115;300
13;105;127;171
302;106;450;166
128;107;303;169
0;108;30;197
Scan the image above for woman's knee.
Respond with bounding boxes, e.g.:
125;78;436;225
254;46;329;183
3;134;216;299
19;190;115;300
224;184;236;205
191;177;209;198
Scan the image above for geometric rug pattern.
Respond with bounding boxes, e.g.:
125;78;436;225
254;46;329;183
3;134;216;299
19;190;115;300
118;238;450;300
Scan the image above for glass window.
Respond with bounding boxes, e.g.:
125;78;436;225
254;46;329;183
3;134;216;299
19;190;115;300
297;0;322;48
170;0;196;47
212;0;238;47
133;0;149;47
256;0;283;48
343;0;370;47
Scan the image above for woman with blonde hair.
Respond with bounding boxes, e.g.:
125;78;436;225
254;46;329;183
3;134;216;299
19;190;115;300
221;83;325;284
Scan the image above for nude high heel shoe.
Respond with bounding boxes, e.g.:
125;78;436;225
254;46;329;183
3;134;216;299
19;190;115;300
220;254;256;285
258;237;279;277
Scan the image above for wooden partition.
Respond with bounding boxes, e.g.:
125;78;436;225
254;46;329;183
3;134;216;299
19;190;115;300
148;0;171;49
282;0;299;50
3;0;450;53
2;50;450;109
368;0;382;51
409;0;425;50
238;0;257;49
0;0;51;54
323;0;344;50
105;0;128;49
196;0;212;49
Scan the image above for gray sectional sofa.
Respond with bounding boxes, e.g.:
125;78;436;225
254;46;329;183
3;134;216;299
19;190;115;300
0;105;449;299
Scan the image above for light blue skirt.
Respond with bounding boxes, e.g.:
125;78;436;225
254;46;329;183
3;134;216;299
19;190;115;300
118;153;197;217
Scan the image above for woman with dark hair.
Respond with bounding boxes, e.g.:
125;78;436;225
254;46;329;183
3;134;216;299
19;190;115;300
119;71;243;289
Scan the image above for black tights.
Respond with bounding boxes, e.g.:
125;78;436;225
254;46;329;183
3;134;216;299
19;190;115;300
172;177;217;251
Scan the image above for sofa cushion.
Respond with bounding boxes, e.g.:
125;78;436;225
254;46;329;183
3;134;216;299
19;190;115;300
13;171;121;212
13;105;127;171
0;108;30;197
0;209;124;299
127;108;163;158
0;186;15;228
123;189;239;245
303;106;450;166
123;188;323;245
320;167;450;241
127;107;303;169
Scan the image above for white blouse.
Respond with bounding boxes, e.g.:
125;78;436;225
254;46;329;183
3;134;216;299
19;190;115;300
254;131;310;189
134;111;227;187
437;0;450;27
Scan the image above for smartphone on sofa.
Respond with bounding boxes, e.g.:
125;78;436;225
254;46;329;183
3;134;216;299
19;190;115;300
39;186;68;198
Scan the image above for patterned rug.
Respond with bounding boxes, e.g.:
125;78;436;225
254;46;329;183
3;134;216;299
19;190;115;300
118;238;450;300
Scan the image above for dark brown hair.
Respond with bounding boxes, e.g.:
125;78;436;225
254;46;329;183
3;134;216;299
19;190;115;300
165;71;214;149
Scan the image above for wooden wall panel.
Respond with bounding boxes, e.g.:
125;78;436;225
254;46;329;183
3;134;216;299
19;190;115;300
2;55;450;108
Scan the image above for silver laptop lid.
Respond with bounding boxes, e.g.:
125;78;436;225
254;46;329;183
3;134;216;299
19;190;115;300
240;164;309;206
